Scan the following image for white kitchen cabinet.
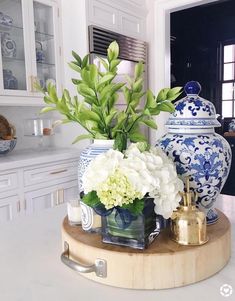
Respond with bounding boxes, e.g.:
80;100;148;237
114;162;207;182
87;0;147;39
119;11;143;37
24;180;78;214
0;194;19;222
0;149;80;220
0;0;62;105
88;0;119;31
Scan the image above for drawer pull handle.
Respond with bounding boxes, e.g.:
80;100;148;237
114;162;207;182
50;169;68;175
61;241;107;278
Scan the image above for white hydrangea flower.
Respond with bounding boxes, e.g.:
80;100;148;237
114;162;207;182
82;143;183;218
82;149;123;193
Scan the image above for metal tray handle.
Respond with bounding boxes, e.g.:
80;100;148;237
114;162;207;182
61;241;107;278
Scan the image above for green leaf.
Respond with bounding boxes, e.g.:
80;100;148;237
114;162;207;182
94;133;108;139
149;107;161;115
97;73;115;88
133;78;143;93
89;64;98;83
40;107;56;114
105;109;118;125
71;78;82;85
82;191;101;208
136;142;150;152
98;57;109;71
81;69;92;86
114;132;127;152
134;62;144;79
129;131;147;142
157;101;175;112
145;90;157;109
34;80;45;93
167;86;182;96
72;51;82;66
107;41;119;62
156;88;170;102
72;134;93;144
80;109;101;122
123;86;131;104
68;62;81;73
47;84;58;102
81;54;89;69
141;118;158;129
122;198;145;216
110;59;121;71
77;84;96;97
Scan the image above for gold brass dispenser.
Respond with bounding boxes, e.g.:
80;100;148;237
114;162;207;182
170;178;209;246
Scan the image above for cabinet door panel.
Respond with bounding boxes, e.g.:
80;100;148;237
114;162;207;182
25;186;55;214
0;195;18;222
0;0;28;92
89;0;118;29
25;180;78;214
119;12;143;37
29;0;61;93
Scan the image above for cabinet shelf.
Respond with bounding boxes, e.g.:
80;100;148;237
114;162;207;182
37;61;55;67
2;56;25;64
0;24;23;32
35;31;54;42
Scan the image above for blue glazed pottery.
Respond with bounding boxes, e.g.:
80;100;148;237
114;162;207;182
0;138;17;154
158;81;232;224
78;139;114;232
3;69;18;90
1;33;16;58
0;12;13;27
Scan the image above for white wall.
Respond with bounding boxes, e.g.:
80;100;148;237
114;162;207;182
51;0;90;150
0;107;53;150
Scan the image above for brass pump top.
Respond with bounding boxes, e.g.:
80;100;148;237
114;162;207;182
180;177;198;208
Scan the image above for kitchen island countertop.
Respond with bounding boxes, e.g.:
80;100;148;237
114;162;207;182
0;195;234;301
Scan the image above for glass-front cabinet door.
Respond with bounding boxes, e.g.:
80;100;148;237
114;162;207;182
0;0;28;93
31;0;60;92
0;0;62;103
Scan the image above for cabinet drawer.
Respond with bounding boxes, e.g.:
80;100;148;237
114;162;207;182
24;161;78;186
0;173;18;192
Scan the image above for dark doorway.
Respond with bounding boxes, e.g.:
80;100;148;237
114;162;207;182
170;0;235;196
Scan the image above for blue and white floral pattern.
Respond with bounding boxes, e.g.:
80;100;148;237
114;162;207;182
159;133;231;224
158;81;232;224
78;140;114;231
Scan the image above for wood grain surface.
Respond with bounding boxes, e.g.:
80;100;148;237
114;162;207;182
61;210;231;289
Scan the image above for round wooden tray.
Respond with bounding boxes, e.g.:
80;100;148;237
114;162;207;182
61;210;231;289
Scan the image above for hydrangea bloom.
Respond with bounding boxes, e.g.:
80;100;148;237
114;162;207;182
82;143;183;219
97;169;142;209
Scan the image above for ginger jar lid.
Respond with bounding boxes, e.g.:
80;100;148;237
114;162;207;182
166;81;221;129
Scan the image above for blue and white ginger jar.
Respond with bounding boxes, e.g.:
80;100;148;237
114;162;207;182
158;81;232;224
78;139;114;232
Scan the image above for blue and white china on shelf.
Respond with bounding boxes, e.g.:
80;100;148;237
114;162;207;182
36;41;45;63
3;69;18;90
1;33;16;58
228;119;235;132
158;81;232;224
0;11;13;28
78;139;114;232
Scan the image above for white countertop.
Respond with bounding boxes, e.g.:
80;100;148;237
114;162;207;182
0;148;81;171
0;195;234;301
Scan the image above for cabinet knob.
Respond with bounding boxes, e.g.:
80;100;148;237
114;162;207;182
231;144;234;148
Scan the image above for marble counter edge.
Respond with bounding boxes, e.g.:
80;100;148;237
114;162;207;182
0;148;82;171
